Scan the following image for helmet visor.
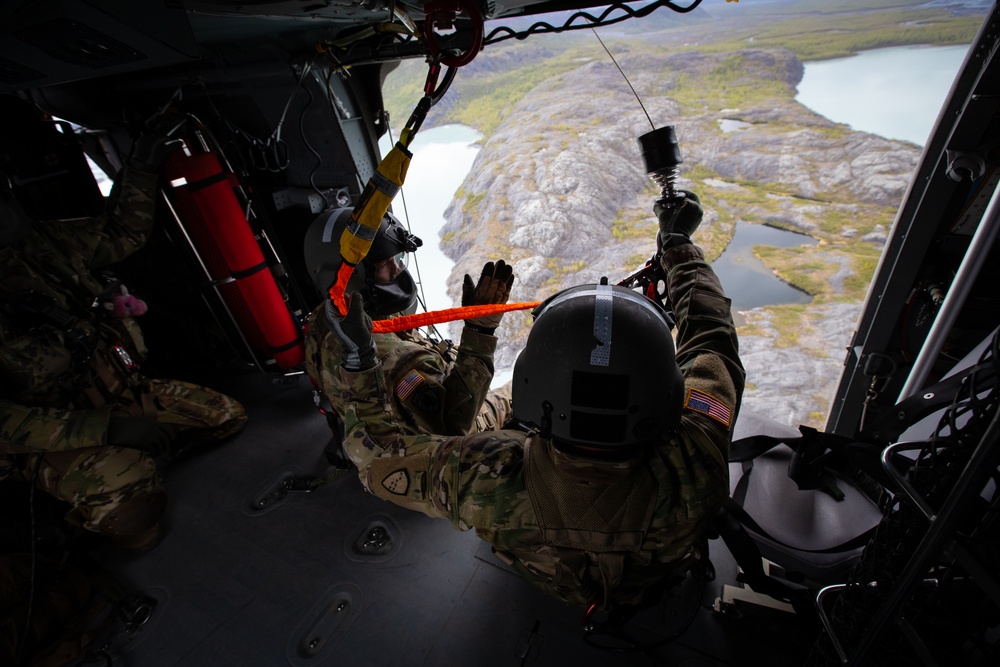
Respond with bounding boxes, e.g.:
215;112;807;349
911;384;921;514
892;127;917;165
371;254;406;284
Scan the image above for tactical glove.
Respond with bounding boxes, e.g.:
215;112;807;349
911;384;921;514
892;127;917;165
107;416;174;456
130;134;181;173
655;190;703;250
326;293;377;371
462;259;515;335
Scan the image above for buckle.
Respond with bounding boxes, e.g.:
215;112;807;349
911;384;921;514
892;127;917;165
112;342;138;372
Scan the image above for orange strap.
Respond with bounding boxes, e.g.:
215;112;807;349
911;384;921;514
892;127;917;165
371;301;541;334
328;262;356;317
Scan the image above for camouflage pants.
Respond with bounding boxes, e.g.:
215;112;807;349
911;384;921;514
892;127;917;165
13;378;247;533
123;378;248;449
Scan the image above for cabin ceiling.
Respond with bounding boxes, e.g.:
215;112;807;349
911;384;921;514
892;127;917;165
0;0;618;93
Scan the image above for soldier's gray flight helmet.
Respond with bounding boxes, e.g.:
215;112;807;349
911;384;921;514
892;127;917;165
512;283;684;456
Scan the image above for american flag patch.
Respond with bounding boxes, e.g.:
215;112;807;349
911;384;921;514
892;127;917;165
684;388;733;427
395;370;425;400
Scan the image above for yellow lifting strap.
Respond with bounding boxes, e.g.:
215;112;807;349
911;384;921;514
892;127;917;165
339;143;411;267
327;140;412;315
326;62;439;316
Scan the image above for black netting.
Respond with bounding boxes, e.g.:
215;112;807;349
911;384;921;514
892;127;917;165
808;332;1000;666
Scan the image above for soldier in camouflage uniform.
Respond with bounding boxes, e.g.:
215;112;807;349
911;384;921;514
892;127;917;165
303;207;514;441
324;189;744;613
0;100;247;552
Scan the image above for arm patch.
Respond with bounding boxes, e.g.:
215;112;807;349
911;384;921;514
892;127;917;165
684;388;733;428
369;456;428;502
394;370;425;400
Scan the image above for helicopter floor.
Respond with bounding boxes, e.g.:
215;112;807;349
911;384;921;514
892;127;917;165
38;369;819;667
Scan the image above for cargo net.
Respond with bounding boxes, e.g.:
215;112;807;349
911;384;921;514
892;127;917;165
808;331;1000;666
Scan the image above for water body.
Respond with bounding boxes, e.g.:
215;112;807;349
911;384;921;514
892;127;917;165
379;124;482;312
796;44;969;146
712;221;817;312
718;118;752;133
710;44;968;312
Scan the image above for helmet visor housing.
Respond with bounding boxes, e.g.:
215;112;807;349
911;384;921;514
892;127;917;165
512;284;684;452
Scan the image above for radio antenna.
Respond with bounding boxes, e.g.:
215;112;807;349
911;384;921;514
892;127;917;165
592;28;655;131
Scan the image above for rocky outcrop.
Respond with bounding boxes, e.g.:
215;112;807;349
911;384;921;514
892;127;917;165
435;46;920;426
739;302;862;427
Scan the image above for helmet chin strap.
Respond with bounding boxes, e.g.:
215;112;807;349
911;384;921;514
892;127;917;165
539;401;554;440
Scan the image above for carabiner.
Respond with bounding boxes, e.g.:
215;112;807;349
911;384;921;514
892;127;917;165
423;0;484;69
424;59;442;98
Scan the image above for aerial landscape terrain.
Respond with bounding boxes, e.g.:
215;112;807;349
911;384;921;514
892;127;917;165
381;0;987;427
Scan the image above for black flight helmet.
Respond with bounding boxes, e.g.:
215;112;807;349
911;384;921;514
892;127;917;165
512;283;684;458
303;207;423;317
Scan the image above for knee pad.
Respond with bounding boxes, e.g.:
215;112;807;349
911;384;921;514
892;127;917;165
97;491;167;540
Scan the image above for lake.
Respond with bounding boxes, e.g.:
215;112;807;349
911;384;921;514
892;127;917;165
709;43;968;312
712;221;817;312
379;124;482;312
796;44;969;146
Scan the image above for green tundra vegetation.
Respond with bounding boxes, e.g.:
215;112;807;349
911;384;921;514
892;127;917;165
383;1;982;137
379;0;982;417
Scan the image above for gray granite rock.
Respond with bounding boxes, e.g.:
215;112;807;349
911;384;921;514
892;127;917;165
433;47;916;427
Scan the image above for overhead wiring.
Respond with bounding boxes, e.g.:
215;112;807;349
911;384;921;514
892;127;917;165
483;0;704;46
298;80;332;210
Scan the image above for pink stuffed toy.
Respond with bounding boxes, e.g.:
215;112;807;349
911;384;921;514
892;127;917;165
102;284;148;319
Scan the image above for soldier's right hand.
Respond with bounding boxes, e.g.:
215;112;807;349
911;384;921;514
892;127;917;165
655;190;703;242
108;416;175;456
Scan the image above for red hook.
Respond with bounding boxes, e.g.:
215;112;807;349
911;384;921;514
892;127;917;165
423;0;483;68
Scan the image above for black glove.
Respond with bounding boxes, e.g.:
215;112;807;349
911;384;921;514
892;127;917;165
325;293;377;371
130;134;181;173
462;260;515;335
655;190;703;250
107;416;174;456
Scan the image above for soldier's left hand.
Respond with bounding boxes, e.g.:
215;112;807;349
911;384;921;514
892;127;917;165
462;260;515;334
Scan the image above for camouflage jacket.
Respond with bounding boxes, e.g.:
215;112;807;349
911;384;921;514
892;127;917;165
305;306;497;437
0;166;159;455
338;242;744;609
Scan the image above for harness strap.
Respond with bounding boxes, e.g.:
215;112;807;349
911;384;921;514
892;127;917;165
712;507;817;617
722;496;876;555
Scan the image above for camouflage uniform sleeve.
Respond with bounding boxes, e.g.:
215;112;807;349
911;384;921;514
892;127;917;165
339;362;523;531
661;243;745;467
82;165;160;268
37;165;158;271
439;327;497;434
0;398;110;453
